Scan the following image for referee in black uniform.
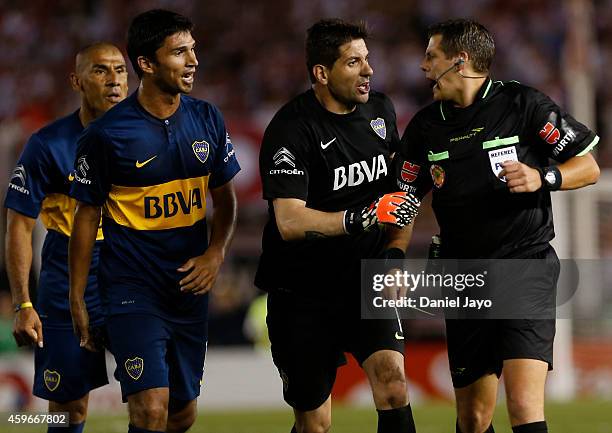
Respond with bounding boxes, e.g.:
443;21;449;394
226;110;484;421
256;19;420;433
392;20;600;433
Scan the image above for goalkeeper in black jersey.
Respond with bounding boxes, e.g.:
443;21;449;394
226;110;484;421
256;19;420;433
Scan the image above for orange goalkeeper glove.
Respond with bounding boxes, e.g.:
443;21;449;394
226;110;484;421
343;192;420;234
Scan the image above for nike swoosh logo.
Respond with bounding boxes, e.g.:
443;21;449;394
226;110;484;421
67;173;75;181
395;332;404;340
320;137;336;150
135;155;157;168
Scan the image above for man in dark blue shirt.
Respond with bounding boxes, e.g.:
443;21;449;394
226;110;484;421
5;42;128;433
69;10;239;433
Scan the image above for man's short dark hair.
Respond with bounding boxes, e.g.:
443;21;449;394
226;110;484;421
306;19;369;84
427;19;495;73
127;9;194;78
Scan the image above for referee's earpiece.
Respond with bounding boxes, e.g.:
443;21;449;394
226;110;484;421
455;57;487;79
435;58;470;83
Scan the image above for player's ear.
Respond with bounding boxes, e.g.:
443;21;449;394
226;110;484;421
137;55;155;76
69;72;80;92
457;51;469;68
313;64;328;85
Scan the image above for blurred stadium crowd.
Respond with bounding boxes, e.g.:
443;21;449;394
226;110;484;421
0;0;611;348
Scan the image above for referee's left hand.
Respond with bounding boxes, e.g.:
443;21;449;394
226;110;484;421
499;161;542;193
177;249;224;295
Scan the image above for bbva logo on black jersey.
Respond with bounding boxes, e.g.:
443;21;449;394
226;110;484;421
144;188;203;218
333;154;388;191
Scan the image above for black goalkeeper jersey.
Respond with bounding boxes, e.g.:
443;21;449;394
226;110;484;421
255;89;400;296
392;78;599;259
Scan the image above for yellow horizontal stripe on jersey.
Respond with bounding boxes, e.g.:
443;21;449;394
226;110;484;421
104;176;209;231
41;194;104;240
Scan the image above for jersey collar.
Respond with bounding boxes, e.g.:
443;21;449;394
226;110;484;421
71;109;85;131
130;91;184;125
439;77;493;121
308;89;361;120
476;77;494;100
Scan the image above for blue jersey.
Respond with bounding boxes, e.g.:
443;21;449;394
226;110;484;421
4;111;104;329
70;92;240;323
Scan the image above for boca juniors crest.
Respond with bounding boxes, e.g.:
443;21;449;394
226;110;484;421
125;357;144;380
44;369;61;391
192;140;210;164
370;118;387;139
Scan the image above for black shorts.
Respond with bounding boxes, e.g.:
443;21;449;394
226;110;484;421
445;245;559;388
266;291;404;411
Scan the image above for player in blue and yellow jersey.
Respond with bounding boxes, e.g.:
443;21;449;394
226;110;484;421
69;10;240;433
4;43;128;433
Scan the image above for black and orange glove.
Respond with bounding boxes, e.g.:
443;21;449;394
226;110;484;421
343;192;420;234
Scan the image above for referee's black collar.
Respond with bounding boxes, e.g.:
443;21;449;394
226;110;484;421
439;77;493;121
474;76;494;101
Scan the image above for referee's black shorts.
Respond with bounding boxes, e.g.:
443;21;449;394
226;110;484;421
445;245;559;388
266;290;404;411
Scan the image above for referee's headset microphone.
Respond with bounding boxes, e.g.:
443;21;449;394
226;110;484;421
435;58;487;84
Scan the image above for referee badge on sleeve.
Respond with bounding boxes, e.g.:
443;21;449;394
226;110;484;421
370;118;387;139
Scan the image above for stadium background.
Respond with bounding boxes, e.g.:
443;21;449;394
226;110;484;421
0;0;611;431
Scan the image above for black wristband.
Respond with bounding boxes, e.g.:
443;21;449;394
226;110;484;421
538;165;562;191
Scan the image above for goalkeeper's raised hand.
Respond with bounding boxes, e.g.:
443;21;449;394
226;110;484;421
343;192;420;234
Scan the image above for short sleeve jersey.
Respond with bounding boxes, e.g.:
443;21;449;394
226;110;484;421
70;92;240;322
392;78;599;259
255;89;400;296
4;111;103;328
